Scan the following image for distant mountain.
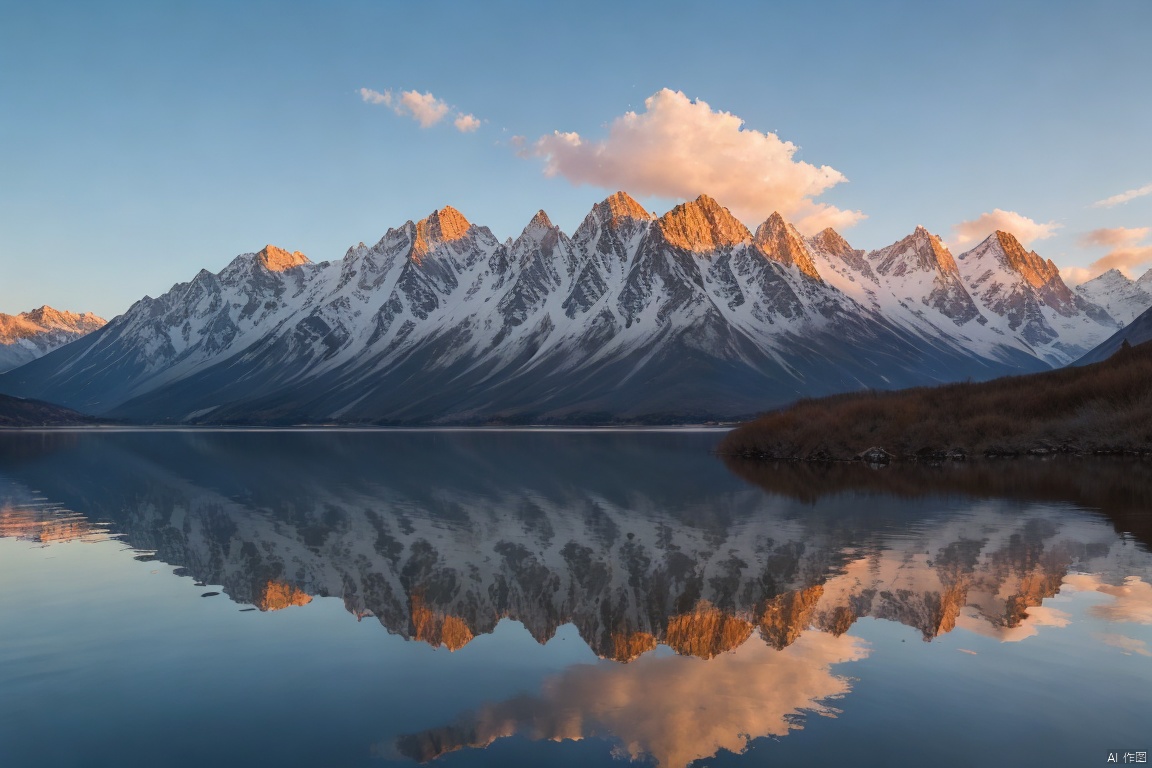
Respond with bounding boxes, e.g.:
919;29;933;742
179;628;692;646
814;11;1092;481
0;306;105;373
0;195;1131;424
1075;304;1152;365
1075;267;1152;326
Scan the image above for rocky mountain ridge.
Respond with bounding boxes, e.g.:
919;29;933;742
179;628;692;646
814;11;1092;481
0;193;1134;423
0;306;105;373
1075;267;1152;325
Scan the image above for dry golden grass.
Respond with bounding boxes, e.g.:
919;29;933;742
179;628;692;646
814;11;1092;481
720;340;1152;460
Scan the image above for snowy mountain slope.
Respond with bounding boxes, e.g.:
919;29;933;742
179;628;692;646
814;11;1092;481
956;231;1120;365
1075;303;1152;365
0;306;105;373
1074;268;1152;326
0;194;1117;423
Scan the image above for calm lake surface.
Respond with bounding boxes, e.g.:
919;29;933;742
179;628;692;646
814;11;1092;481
1;429;1150;768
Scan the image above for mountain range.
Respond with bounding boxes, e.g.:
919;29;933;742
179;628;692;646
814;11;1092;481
0;306;105;373
0;192;1145;423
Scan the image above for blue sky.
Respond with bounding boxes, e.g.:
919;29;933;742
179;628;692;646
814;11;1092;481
2;0;1151;318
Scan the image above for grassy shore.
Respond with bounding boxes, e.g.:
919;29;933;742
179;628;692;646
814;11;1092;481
720;339;1152;461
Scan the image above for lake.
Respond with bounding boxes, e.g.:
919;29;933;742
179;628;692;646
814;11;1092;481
1;429;1149;767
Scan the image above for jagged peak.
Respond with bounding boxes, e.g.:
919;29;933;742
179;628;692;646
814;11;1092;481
0;305;106;344
23;305;70;323
872;226;959;277
256;245;310;272
993;229;1028;257
657;194;750;252
528;209;553;229
753;211;823;280
591;191;653;226
11;305;105;326
412;206;472;262
1094;267;1129;282
808;227;856;257
970;230;1063;290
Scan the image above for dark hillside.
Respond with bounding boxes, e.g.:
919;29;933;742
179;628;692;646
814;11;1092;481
720;339;1152;460
0;393;100;427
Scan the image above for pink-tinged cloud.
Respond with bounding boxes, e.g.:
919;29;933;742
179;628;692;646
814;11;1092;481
394;630;868;768
397;90;451;128
360;87;480;132
1093;632;1152;657
1089;245;1152;277
1062;244;1152;284
358;87;392;106
1092;183;1152;209
1063;575;1152;624
952;209;1061;248
1059;266;1094;286
454;113;481;133
1079;226;1151;249
530;89;865;234
1062;228;1152;283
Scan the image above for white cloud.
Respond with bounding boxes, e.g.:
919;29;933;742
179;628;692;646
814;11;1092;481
1079;226;1151;249
951;209;1061;248
529;88;865;234
360;87;480;132
358;87;392;106
1092;183;1152;209
454;113;481;133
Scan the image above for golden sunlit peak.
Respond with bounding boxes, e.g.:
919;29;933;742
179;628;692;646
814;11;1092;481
754;211;823;281
527;209;553;228
657;194;750;252
664;600;755;659
255;580;312;611
608;630;658;662
256;245;310;272
594;191;653;226
409;592;476;651
992;230;1061;289
412;205;472;262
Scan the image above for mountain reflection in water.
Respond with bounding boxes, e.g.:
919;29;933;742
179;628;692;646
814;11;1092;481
0;430;1150;767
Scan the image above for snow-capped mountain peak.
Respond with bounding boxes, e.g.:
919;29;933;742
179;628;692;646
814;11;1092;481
871;226;960;277
526;209;554;231
0;306;106;373
412;205;473;263
807;228;860;262
655;194;750;253
255;245;310;272
962;231;1081;317
1075;267;1152;326
593;191;653;226
866;226;981;325
753;212;822;280
956;231;1118;360
0;193;1138;422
